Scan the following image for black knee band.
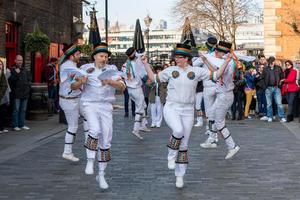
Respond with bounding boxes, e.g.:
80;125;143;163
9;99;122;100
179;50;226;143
66;131;76;144
208;120;215;131
224;133;231;140
219;126;227;132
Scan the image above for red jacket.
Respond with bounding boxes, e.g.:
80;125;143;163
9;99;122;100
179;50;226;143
282;68;299;94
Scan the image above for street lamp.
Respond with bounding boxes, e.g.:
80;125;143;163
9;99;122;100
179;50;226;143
144;15;152;59
73;16;85;34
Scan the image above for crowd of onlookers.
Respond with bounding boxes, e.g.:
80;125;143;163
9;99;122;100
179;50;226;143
0;53;299;133
231;54;299;123
124;55;300;125
0;55;31;133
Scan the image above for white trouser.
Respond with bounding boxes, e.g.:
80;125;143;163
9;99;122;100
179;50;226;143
212;92;236;150
195;92;204;124
150;96;163;127
164;102;194;177
60;98;88;154
128;87;148;131
195;92;203;111
203;87;216;121
83;101;113;175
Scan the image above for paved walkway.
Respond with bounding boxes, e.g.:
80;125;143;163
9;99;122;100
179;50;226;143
0;96;300;200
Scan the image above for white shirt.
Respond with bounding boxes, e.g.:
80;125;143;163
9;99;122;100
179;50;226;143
80;63;121;103
193;52;224;89
59;60;81;98
158;65;210;104
215;60;235;93
122;56;146;89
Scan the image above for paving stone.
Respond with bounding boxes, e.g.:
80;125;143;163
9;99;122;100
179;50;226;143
0;96;300;199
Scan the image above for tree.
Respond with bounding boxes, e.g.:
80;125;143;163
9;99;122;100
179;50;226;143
173;0;255;49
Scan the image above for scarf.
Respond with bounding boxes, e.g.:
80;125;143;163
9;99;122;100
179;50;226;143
284;67;292;79
125;59;135;80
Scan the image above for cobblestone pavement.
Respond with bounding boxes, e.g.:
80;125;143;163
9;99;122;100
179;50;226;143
0;97;300;200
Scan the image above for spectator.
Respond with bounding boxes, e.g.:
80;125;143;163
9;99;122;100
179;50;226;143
8;55;31;131
43;57;59;115
169;59;176;67
281;60;299;122
256;64;267;117
256;54;267;70
163;63;169;69
0;59;11;133
231;68;245;120
148;65;164;128
261;56;286;122
123;88;135;118
244;67;256;119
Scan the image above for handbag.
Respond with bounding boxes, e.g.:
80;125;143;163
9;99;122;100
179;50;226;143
281;83;288;96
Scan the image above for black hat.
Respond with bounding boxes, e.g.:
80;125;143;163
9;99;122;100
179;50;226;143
59;43;79;65
92;43;111;57
268;56;276;64
125;47;136;57
154;63;163;71
205;36;218;49
215;41;232;54
174;43;192;57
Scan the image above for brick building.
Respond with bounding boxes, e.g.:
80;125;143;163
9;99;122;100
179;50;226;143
264;0;300;61
0;0;83;82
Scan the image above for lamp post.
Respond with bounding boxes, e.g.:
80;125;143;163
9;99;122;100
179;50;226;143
74;17;85;33
73;15;85;41
105;0;108;43
144;15;152;59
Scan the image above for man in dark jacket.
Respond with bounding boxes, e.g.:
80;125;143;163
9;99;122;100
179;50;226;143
261;56;286;122
43;57;58;114
8;55;31;131
255;64;267;118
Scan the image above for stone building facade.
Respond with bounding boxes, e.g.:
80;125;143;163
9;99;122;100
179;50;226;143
264;0;300;60
0;0;83;80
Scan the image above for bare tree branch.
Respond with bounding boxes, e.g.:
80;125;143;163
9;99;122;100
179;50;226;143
173;0;255;49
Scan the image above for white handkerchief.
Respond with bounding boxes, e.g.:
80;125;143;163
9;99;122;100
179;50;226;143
64;67;88;77
233;52;256;62
97;69;126;80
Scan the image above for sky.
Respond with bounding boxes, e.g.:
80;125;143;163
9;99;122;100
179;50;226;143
82;0;263;30
83;0;179;30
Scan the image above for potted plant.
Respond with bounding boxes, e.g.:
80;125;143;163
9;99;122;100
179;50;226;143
24;25;50;120
24;25;50;54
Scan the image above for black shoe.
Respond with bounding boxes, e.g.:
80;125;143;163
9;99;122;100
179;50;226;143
287;115;294;122
124;113;129;118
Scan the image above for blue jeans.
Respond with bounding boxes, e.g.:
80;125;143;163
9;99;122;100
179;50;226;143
265;87;285;118
12;98;28;128
256;89;267;115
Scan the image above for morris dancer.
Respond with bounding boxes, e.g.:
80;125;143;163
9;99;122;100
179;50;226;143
71;43;125;189
144;43;232;188
200;41;240;159
122;47;150;140
59;44;88;162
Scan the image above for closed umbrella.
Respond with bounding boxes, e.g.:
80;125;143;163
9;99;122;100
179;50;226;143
181;17;198;56
133;19;145;53
181;17;196;47
88;7;101;46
